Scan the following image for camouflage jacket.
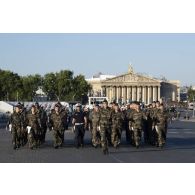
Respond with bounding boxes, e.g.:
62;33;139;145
10;112;26;130
49;111;67;131
99;107;112;127
129;110;146;130
26;112;41;130
89;110;101;125
111;111;124;128
155;109;168;126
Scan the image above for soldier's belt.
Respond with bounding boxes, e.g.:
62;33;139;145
75;123;84;126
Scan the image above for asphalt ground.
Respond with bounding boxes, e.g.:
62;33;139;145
0;119;195;163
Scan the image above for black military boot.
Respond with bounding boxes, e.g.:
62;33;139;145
13;145;17;150
103;149;109;155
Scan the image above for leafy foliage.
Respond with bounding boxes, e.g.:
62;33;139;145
0;69;91;102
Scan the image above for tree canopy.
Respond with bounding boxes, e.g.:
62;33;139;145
0;69;91;102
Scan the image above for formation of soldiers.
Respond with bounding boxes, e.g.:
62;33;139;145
8;100;169;155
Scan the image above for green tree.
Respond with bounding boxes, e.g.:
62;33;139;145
188;87;195;102
21;74;42;101
0;69;22;101
42;73;57;101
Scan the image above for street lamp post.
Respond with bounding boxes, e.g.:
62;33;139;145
193;96;195;118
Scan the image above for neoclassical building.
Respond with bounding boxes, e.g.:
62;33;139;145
86;66;180;104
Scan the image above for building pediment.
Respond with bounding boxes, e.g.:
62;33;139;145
101;73;161;86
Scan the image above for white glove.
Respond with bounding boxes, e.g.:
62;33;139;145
27;126;32;134
98;126;101;131
9;124;12;132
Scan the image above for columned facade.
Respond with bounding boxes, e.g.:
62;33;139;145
102;84;161;104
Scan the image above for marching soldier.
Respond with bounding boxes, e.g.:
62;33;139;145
99;100;112;154
111;103;124;148
26;105;42;149
72;103;87;149
35;102;47;144
154;103;169;148
128;102;146;148
89;104;101;148
48;103;67;149
9;104;26;150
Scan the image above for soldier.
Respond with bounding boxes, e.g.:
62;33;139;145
48;103;67;149
124;103;132;144
83;106;90;131
26;105;42;149
99;100;112;154
126;103;136;145
89;104;101;148
111;103;124;148
9;104;26;150
154;103;168;148
72;103;87;149
128;102;146;148
35;102;48;144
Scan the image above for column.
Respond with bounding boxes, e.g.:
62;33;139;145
152;86;155;102
109;87;112;102
116;87;119;103
127;86;130;102
148;86;151;104
142;86;146;104
137;86;140;101
132;86;135;101
158;86;160;101
121;86;124;103
112;86;115;101
123;86;127;103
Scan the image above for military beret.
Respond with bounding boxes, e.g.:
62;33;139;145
102;99;108;103
75;103;82;107
15;104;22;109
55;103;61;108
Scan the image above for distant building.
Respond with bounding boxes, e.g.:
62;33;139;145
33;86;48;102
86;65;180;104
86;72;115;97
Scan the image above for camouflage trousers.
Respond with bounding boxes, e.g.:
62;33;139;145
53;129;64;147
28;129;41;149
99;125;110;150
111;125;122;147
131;128;142;147
155;125;166;147
12;128;22;147
91;123;101;147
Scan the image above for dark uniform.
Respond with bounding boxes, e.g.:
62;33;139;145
36;106;48;144
72;106;86;148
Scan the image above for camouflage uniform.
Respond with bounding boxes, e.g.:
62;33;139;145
89;109;101;147
9;111;26;149
26;112;41;149
111;110;124;147
126;109;136;145
154;108;168;147
129;110;145;148
49;110;67;148
99;107;112;152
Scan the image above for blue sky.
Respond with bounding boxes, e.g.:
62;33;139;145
0;33;194;86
